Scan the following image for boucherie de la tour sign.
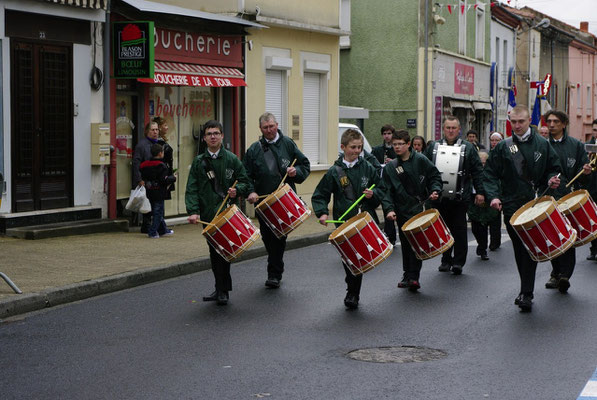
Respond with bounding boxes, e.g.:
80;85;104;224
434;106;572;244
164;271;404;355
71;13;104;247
113;21;155;79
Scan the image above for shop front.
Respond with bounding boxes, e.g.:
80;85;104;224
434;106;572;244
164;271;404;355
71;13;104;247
110;4;260;219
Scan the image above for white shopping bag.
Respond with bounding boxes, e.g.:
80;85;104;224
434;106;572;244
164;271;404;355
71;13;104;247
125;185;151;214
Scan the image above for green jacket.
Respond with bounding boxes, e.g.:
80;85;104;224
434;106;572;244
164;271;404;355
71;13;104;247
483;128;562;217
312;155;383;223
371;143;396;164
380;151;443;222
185;148;252;222
243;130;310;195
585;136;597;199
467;202;500;225
548;130;589;200
423;137;485;203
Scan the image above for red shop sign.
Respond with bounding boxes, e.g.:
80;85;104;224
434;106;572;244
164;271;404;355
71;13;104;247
454;62;474;95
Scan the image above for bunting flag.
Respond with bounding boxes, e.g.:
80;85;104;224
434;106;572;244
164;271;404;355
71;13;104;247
436;2;498;13
506;85;516;137
461;4;465;14
531;83;544;127
447;5;453;14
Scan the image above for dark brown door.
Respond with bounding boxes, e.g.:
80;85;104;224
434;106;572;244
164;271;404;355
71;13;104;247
11;40;73;212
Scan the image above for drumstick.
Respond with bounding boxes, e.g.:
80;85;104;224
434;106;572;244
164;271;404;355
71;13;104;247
276;159;297;191
566;155;596;188
215;180;238;217
337;184;376;222
257;193;270;199
325;220;344;224
532;173;560;207
194;219;215;227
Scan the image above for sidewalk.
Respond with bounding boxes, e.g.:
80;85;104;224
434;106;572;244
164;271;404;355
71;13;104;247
0;214;336;319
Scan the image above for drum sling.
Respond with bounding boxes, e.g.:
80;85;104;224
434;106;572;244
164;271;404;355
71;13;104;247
390;159;424;202
504;137;535;189
335;165;356;201
201;158;226;199
260;139;283;180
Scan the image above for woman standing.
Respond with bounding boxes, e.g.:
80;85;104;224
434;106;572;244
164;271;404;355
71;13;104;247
487;131;504;250
153;117;175;199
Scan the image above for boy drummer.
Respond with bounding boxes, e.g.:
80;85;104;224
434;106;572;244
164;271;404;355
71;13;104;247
381;130;442;291
312;129;384;309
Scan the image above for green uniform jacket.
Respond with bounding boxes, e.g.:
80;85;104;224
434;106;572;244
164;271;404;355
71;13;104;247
312;155;383;223
380;151;443;221
371;144;396;164
483;128;562;217
185;148;252;222
548;130;589;200
243;130;310;195
423;138;485;203
585;137;597;200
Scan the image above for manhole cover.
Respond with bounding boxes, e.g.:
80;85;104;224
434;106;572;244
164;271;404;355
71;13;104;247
346;346;448;363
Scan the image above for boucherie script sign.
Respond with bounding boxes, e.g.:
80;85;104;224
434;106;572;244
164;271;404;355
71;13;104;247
154;28;242;68
113;21;155;79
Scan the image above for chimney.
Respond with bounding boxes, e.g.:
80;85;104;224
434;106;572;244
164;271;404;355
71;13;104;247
580;21;589;32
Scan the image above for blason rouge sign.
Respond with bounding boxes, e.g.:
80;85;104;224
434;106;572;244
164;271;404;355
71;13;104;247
113;21;155;79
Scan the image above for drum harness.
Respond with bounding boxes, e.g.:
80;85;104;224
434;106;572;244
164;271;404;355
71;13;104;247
335;165;357;202
390;158;425;207
260;138;284;181
504;137;536;193
201;157;227;199
432;139;466;200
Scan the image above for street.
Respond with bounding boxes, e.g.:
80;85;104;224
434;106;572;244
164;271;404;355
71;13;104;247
2;232;597;400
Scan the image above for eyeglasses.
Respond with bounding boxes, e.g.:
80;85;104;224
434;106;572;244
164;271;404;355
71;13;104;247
393;142;408;147
205;131;222;137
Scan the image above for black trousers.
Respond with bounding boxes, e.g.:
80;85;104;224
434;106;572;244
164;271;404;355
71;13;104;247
398;220;423;280
438;200;469;266
505;217;537;295
471;220;488;254
257;214;287;280
550;246;575;279
208;244;232;292
489;214;502;249
343;263;363;297
384;217;397;245
590;239;597;256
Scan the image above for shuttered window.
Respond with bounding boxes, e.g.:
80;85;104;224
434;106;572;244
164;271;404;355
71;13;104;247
265;69;286;133
302;72;321;164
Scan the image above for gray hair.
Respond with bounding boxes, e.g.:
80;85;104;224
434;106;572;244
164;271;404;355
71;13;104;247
259;112;277;126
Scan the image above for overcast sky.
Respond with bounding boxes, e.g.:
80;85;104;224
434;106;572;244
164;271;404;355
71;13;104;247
511;0;597;36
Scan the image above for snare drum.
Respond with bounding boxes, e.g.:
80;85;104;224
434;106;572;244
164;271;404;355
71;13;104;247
557;189;597;247
255;184;311;239
432;143;466;200
329;212;393;276
509;196;576;262
401;209;454;260
202;205;261;262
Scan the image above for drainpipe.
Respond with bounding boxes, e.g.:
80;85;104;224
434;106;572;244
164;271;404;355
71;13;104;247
104;0;116;219
550;37;555;106
424;0;429;139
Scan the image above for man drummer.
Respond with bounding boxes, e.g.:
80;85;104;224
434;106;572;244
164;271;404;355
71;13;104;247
381;130;442;291
585;119;597;261
312;128;384;309
244;113;311;289
372;124;398;246
186;120;252;306
484;105;562;312
543;110;591;292
424;116;485;275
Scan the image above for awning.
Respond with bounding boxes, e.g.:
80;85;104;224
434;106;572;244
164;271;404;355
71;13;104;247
449;100;473;110
473;101;493;111
138;61;247;87
120;0;265;29
45;0;107;10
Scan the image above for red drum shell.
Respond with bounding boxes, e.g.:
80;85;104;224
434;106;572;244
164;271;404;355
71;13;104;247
255;184;311;239
510;196;576;262
558;190;597;247
202;205;261;262
401;209;454;260
329;212;393;276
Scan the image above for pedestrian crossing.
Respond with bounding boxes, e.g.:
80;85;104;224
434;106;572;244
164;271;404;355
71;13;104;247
578;368;597;399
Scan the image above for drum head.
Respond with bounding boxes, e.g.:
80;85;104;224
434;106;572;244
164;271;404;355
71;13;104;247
558;189;588;213
402;209;439;232
202;204;238;235
256;184;291;210
329;212;372;241
510;197;554;227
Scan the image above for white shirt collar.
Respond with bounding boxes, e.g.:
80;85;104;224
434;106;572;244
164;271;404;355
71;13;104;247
514;128;532;142
342;158;358;169
266;132;280;144
208;149;220;158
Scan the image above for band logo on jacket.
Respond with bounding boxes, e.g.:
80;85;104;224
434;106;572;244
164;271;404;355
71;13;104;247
534;152;542;162
340;176;350;188
281;158;291;169
226;168;234;179
567;157;576;168
396;165;405;175
361;176;369;188
509;144;519;154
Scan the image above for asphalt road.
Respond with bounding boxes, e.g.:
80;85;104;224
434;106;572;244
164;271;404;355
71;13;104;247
2;232;597;400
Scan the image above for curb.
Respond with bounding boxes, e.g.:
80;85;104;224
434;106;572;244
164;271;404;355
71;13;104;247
0;230;331;319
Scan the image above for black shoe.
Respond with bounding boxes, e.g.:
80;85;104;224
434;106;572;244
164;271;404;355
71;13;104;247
514;294;533;312
587;254;597;261
438;263;452;272
545;276;559;289
407;279;421;292
451;265;463;275
217;291;229;305
489;244;500;251
558;277;570;293
480;253;489;261
344;293;359;309
397;277;409;288
203;291;218;302
265;277;280;288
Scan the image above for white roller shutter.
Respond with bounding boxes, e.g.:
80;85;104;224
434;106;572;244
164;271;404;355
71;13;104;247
265;69;285;133
302;72;321;164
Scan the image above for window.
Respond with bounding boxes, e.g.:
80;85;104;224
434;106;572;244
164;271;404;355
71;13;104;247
265;70;287;134
458;0;466;55
502;40;508;86
475;3;485;60
588;86;592;114
340;0;351;49
301;53;330;165
577;86;582;113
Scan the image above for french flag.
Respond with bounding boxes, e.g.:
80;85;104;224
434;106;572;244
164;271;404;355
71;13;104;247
506;85;517;137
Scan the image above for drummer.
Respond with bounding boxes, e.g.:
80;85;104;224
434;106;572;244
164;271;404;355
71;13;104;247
585;118;597;261
244;113;311;289
423;116;485;275
484;105;562;312
381;130;442;291
185;120;252;306
312;128;384;309
543;110;591;292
